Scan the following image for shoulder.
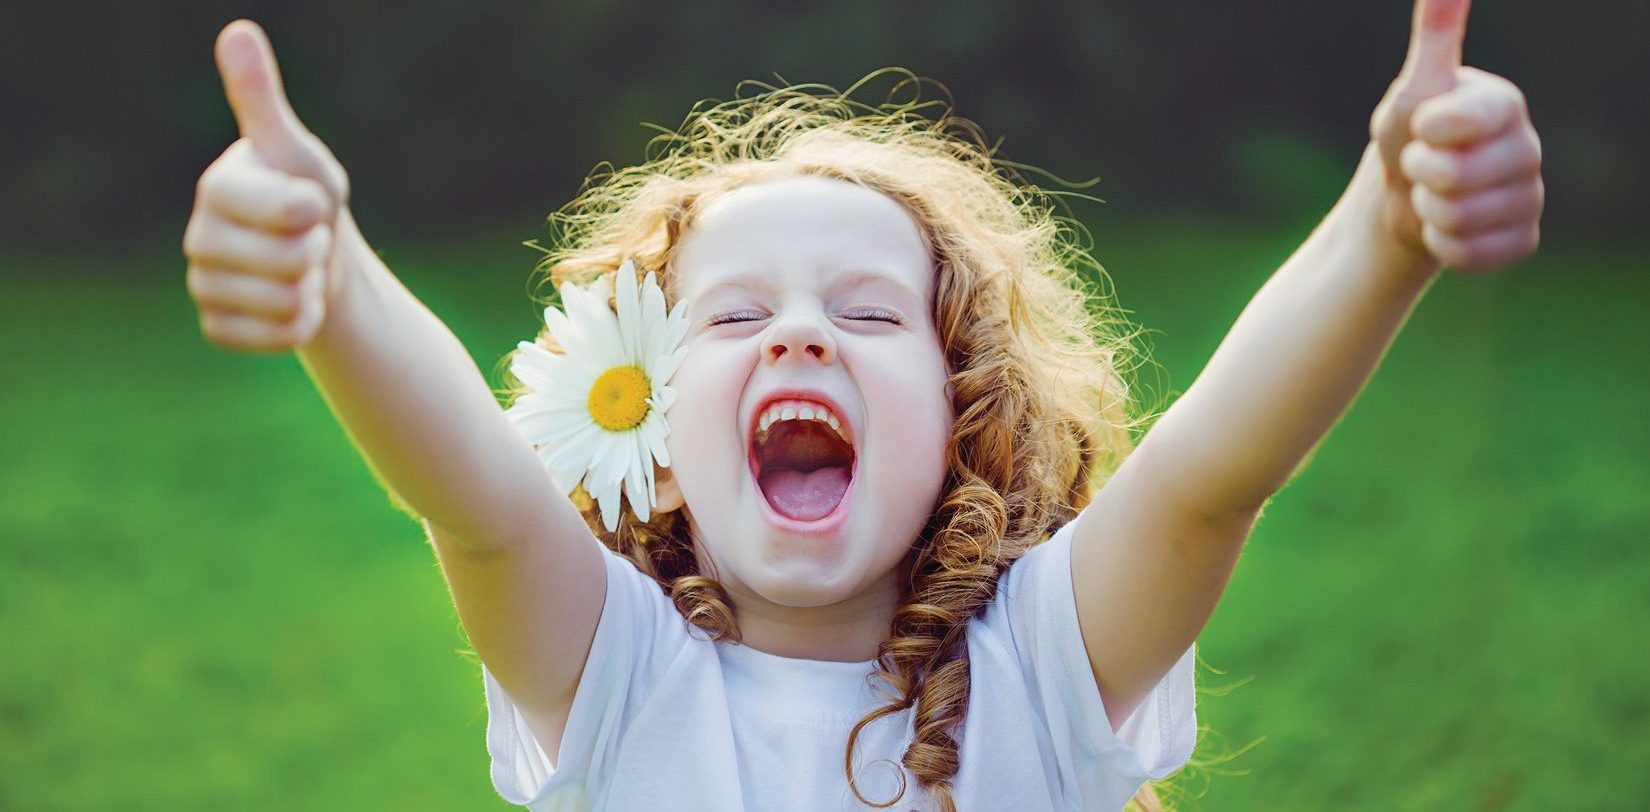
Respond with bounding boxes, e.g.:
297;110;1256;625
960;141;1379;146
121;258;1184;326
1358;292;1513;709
970;517;1079;668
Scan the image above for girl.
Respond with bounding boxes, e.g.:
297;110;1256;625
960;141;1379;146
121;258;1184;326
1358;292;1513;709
181;3;1543;809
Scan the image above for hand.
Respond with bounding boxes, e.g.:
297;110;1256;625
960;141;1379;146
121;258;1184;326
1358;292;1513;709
1369;0;1544;273
183;19;352;352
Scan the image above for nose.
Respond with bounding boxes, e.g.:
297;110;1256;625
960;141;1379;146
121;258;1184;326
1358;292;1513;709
760;310;837;365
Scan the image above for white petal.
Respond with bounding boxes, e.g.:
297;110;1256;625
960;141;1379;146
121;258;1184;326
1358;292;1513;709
647;344;690;390
521;406;600;450
641;271;667;330
543;296;594;361
641;410;671;468
566;276;626;370
509;342;557;391
664;300;691;350
587;430;630;490
644;310;680;377
641;433;659;510
615;260;641;363
538;448;584;495
647;385;678;415
636;272;668;362
593;475;622;532
542;422;603;493
511;342;594;395
506;388;588;420
507;401;590;444
624;434;650;523
545;305;615;375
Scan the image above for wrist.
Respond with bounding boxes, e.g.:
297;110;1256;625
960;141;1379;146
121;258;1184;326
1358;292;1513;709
1336;142;1444;287
299;207;375;354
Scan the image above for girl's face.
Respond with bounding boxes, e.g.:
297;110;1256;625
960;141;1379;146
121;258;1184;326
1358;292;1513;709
662;175;953;612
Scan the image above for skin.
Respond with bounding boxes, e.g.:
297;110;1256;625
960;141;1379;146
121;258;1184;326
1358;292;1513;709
651;176;955;663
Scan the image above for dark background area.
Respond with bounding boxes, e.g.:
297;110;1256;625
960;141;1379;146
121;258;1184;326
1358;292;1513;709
0;0;1644;254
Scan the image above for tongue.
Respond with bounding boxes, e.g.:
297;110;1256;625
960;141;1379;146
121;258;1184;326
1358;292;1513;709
758;465;851;522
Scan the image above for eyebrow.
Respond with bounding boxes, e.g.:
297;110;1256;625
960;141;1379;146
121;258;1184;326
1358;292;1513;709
696;268;921;303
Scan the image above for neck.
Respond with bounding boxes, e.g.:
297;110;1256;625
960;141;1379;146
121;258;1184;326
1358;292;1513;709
720;570;902;663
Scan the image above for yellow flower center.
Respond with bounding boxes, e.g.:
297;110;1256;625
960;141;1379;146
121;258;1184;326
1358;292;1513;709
587;365;652;431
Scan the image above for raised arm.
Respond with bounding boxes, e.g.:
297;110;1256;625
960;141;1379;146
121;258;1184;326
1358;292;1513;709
1070;0;1543;730
184;21;605;754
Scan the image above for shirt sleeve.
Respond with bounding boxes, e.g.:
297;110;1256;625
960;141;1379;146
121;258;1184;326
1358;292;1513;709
995;507;1199;784
481;543;694;807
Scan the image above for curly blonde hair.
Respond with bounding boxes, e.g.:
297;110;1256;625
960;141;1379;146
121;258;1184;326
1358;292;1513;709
502;72;1175;811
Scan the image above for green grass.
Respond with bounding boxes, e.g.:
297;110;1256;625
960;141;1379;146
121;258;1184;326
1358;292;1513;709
1;218;1645;809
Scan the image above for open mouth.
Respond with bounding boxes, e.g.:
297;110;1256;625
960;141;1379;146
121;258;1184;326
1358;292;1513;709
749;400;856;524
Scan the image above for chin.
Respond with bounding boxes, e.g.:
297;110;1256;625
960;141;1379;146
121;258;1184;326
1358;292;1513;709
744;564;862;608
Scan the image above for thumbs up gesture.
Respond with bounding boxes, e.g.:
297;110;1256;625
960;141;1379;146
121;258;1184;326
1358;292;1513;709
183;20;353;352
1369;0;1543;273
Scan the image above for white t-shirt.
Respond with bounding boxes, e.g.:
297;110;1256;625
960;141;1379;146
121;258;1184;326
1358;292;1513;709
481;508;1198;811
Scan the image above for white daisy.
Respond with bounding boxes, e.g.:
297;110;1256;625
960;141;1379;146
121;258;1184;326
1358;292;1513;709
505;260;690;532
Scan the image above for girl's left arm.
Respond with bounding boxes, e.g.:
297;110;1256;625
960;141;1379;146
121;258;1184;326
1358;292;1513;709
1071;0;1544;731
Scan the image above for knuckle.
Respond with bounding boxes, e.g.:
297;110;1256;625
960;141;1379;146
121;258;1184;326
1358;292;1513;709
278;193;321;229
1434;198;1465;232
186;264;211;301
297;131;351;202
1431;161;1458;194
1399;141;1428;178
1412;94;1447;124
1523;129;1543;169
258;320;299;351
1443;243;1474;268
329;165;351;207
1425;226;1469;268
1521;225;1542;254
293;177;333;219
200;311;230;345
1490;73;1527;107
272;236;311;274
1410;184;1438;224
268;285;302;319
195;168;219;201
304;225;334;266
181;220;212;260
1368;104;1388;141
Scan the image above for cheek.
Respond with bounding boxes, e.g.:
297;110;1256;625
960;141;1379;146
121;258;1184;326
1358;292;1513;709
663;344;749;486
860;343;952;482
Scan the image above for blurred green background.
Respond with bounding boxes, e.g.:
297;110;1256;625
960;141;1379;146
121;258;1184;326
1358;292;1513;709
2;1;1646;809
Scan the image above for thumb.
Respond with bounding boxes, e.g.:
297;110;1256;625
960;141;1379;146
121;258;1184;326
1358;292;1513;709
1374;0;1472;177
1398;0;1470;97
214;20;335;186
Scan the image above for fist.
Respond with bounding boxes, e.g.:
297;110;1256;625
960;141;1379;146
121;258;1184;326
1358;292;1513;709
183;20;351;352
1370;0;1543;272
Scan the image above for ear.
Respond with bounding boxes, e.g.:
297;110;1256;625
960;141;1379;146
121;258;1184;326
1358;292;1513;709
653;461;685;513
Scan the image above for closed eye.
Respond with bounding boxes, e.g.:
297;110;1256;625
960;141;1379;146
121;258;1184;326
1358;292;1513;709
705;309;768;326
839;307;904;325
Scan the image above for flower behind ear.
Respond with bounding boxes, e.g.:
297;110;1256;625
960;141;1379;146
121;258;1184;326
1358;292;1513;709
506;260;690;531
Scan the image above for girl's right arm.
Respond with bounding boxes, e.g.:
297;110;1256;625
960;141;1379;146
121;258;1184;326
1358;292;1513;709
183;20;603;756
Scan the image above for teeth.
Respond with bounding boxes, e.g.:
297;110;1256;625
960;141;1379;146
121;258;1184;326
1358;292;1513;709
752;398;852;445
